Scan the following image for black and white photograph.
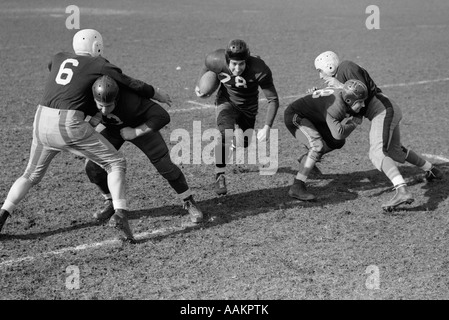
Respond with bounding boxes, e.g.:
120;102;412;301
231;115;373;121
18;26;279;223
0;0;448;304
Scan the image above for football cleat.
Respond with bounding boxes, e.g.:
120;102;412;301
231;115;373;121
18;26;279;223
183;195;203;224
0;209;10;233
288;179;316;201
93;199;115;222
381;186;414;212
425;166;444;182
108;210;135;243
214;174;227;195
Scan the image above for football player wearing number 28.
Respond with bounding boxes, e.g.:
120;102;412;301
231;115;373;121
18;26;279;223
313;51;444;211
285;80;368;201
195;39;280;195
0;29;171;242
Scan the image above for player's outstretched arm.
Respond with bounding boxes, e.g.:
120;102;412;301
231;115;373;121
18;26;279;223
258;86;280;142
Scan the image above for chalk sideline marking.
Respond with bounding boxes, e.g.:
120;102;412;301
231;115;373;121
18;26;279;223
0;154;448;268
422;154;449;163
173;77;449;113
0;225;190;268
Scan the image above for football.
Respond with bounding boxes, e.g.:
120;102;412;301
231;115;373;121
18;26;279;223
198;71;219;96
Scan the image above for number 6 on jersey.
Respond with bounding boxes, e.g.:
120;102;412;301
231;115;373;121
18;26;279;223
55;58;79;85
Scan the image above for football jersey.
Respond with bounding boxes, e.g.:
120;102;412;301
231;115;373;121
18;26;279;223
334;60;382;105
40;52;155;116
205;49;276;117
101;85;170;130
288;88;357;141
333;60;389;119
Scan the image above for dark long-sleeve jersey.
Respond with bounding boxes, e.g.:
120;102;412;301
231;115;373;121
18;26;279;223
200;49;279;126
40;52;155;116
333;60;383;118
100;85;170;131
288;88;358;141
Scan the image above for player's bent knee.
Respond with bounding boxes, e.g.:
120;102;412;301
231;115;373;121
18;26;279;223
309;140;326;162
217;130;234;148
104;157;127;174
23;173;44;186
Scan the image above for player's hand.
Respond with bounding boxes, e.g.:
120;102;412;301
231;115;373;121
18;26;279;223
352;115;363;125
195;85;208;99
323;77;344;88
153;88;172;107
306;87;318;94
257;125;271;142
120;127;138;141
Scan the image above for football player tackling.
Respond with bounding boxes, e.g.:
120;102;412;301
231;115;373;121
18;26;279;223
0;29;170;241
312;51;444;211
285;80;367;200
85;76;204;225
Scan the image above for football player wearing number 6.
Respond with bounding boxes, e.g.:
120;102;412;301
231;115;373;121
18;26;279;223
195;39;280;195
0;29;171;241
284;80;368;200
313;51;444;211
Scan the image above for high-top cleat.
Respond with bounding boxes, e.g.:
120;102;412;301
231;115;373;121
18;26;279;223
108;209;135;243
288;179;316;201
214;174;227;195
183;195;203;224
93;199;114;222
381;186;414;212
0;210;10;233
425;166;444;182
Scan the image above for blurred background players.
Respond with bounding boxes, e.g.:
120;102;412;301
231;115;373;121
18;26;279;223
195;39;280;195
285;80;367;200
86;76;203;225
312;51;444;211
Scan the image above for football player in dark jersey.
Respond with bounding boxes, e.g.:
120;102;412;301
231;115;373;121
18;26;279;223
312;51;444;211
0;29;171;241
285;80;367;200
85;76;203;225
195;39;280;195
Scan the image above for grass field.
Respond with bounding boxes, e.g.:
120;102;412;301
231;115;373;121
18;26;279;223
1;0;449;303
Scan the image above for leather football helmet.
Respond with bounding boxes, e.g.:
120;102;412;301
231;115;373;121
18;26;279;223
73;29;103;57
342;79;368;106
92;75;119;103
314;51;339;77
225;39;250;61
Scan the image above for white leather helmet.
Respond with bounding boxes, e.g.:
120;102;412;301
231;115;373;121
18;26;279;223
314;51;339;77
72;29;103;57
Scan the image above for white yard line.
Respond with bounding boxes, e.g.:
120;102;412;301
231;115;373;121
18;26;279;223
0;225;189;268
422;154;449;163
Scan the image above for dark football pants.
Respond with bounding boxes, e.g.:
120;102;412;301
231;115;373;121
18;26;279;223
284;105;345;161
85;129;188;195
215;101;257;167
